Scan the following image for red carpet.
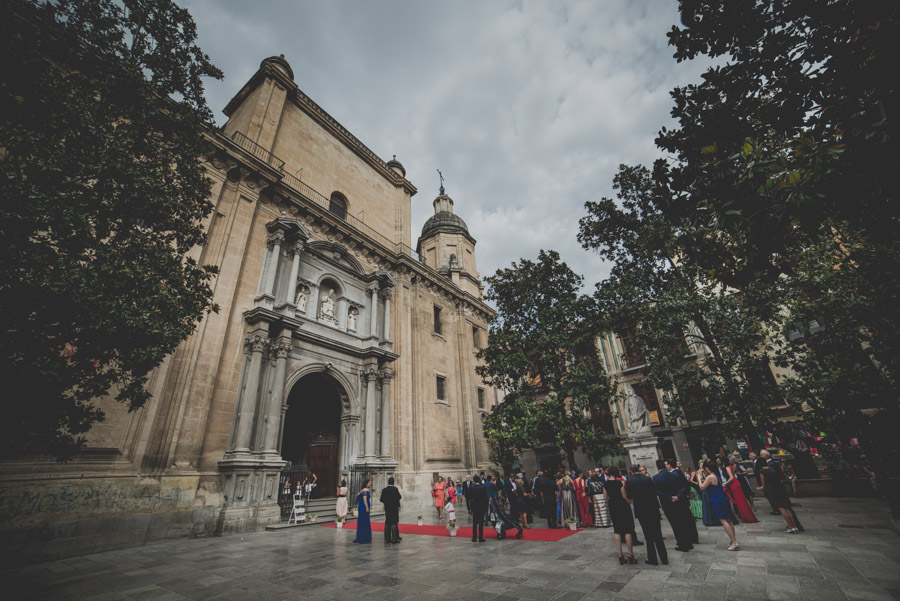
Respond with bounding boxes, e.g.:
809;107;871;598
324;521;581;541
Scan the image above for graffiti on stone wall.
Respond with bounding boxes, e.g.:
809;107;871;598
0;476;198;528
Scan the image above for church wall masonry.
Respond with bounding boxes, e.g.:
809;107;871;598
0;55;496;564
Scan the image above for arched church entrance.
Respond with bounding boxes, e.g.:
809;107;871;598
281;372;343;499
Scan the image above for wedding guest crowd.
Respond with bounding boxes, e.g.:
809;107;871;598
345;451;804;559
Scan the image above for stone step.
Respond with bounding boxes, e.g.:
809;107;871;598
266;511;385;531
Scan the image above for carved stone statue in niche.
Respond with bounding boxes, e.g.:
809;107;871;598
319;289;336;322
295;285;309;313
347;307;359;332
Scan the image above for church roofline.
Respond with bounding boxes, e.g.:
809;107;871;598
223;60;417;197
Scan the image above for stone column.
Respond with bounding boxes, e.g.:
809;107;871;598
379;367;393;457
263;231;284;297
337;298;349;330
233;333;268;453
306;282;318;318
285;241;304;310
368;285;379;338
262;337;291;455
364;368;379;458
381;288;393;341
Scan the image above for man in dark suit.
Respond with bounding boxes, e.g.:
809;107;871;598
533;471;545;518
652;459;693;551
462;475;473;514
753;451;780;515
626;465;668;565
666;458;698;545
468;474;489;542
540;474;559;528
379;477;402;544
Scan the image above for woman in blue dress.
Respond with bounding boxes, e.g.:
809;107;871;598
691;468;719;527
698;460;739;551
352;479;372;544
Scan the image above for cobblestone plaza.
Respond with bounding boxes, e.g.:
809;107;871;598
5;497;898;601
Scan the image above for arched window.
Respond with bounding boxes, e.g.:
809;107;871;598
328;193;347;220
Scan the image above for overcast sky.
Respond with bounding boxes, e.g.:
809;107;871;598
183;0;710;290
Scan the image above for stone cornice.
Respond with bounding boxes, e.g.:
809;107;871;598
266;180;494;322
223;62;417;196
203;132;494;324
290;86;417;197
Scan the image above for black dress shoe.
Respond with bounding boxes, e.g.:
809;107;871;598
478;538;486;542
675;546;693;552
645;560;658;566
633;540;644;546
471;538;477;542
661;560;669;565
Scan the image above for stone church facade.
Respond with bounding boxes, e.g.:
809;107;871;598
0;55;496;563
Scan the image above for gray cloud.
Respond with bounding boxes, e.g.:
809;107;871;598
183;0;710;291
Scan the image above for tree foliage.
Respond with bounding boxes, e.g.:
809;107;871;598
0;0;223;459
579;165;781;446
656;0;899;449
477;250;619;471
577;1;898;467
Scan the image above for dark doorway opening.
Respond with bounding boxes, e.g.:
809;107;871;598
281;372;342;499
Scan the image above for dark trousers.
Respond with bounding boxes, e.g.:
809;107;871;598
465;494;471;513
681;499;699;543
472;512;485;540
637;516;668;564
543;500;558;528
661;501;692;549
384;510;400;542
760;480;779;513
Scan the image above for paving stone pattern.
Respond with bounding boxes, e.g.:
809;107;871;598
5;497;900;601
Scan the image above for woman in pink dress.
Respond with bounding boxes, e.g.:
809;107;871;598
432;475;447;519
724;457;759;524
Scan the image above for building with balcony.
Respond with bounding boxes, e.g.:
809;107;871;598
0;55;497;562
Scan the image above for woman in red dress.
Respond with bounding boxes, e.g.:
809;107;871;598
574;471;593;527
724;456;759;524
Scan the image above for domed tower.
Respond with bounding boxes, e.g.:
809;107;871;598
416;183;483;298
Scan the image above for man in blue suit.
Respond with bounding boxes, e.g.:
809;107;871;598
652;458;696;551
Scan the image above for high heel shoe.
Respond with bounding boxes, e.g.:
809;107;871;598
627;554;637;564
618;555;626;565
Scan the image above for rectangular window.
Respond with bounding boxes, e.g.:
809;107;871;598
620;330;647;369
477;388;485;409
436;376;446;401
433;305;442;335
472;325;479;349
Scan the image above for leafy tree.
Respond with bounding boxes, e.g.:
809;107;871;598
650;0;899;460
0;0;223;459
579;165;782;448
477;250;619;471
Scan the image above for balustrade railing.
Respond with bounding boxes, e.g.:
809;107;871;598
230;131;285;171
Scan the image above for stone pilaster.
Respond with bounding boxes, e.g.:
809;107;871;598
379;367;393;458
381;288;393;341
363;368;379;458
231;333;268;454
368;285;380;338
261;337;291;456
